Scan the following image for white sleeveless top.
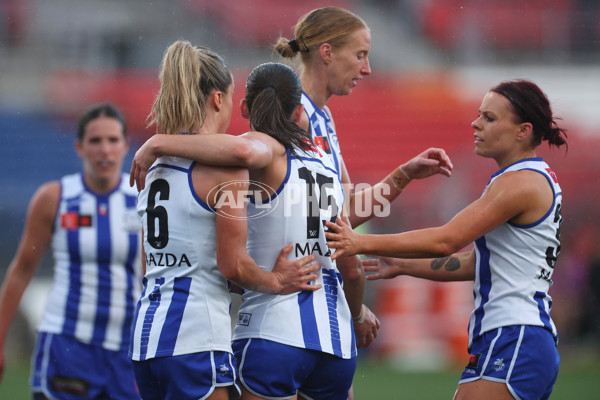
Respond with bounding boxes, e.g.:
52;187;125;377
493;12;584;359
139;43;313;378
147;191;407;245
39;173;141;352
233;146;356;359
130;156;232;361
469;158;562;347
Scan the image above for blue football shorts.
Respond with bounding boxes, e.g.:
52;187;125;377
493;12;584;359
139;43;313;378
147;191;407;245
459;325;560;400
31;332;140;400
132;350;240;400
232;338;356;400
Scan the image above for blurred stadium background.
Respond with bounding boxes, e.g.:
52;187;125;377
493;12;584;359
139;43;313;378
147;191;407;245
1;0;599;398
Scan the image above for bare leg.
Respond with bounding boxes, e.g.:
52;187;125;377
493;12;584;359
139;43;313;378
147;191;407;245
243;387;297;400
208;387;234;400
453;379;514;400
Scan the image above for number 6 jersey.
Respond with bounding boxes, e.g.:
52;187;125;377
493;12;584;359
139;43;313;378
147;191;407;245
233;146;356;360
469;158;562;348
130;156;232;361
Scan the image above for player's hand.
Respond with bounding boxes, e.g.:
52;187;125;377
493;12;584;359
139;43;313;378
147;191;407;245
325;218;361;260
353;305;380;348
272;244;322;295
401;148;453;180
129;136;160;191
363;257;403;280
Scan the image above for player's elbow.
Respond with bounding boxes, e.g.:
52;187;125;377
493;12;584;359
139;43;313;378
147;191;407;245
431;239;463;258
336;256;363;281
220;264;246;283
232;141;270;169
217;253;245;282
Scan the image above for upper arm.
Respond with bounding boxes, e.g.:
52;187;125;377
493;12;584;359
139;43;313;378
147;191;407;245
11;182;59;275
152;132;274;169
213;170;250;279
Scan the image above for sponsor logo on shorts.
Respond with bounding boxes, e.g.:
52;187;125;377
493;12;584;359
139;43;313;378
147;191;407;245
466;353;481;370
493;358;505;372
218;364;231;376
51;375;89;396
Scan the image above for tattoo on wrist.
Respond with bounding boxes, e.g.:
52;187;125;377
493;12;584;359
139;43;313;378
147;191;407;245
391;174;407;189
430;256;460;271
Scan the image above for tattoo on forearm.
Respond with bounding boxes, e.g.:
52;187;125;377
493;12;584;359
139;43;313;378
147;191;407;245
430;256;460;272
444;257;460;271
431;257;448;270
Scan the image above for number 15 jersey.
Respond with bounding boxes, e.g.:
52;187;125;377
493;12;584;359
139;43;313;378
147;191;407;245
233;146;356;360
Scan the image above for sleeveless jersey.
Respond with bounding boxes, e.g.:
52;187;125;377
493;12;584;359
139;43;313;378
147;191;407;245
38;173;141;352
130;156;232;361
302;91;344;179
232;146;356;359
469;158;562;347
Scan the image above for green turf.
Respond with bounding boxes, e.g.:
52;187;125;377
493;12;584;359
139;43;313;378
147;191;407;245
354;359;600;399
0;360;30;399
1;358;599;399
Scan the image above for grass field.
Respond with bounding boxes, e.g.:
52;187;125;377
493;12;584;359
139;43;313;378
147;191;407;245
353;359;600;399
2;357;599;399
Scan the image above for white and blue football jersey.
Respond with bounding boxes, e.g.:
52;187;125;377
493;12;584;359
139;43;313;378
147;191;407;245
469;158;562;347
233;146;356;359
130;157;232;361
302;92;344;180
38;173;141;352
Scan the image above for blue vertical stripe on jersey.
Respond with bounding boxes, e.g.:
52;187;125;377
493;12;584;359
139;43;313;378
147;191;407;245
534;291;553;332
322;269;342;357
309;112;322;137
323;113;340;177
93;194;111;345
298;291;322;352
122;194;138;350
349;317;356;357
156;277;192;357
63;199;82;336
139;277;165;361
473;237;492;340
130;277;148;357
303;91;342;180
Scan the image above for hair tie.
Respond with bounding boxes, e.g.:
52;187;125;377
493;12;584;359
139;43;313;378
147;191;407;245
289;39;300;53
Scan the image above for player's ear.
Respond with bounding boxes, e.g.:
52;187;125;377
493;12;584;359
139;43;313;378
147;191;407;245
212;90;223;111
292;104;304;124
516;122;533;142
74;140;83;158
240;99;249;120
320;42;333;64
